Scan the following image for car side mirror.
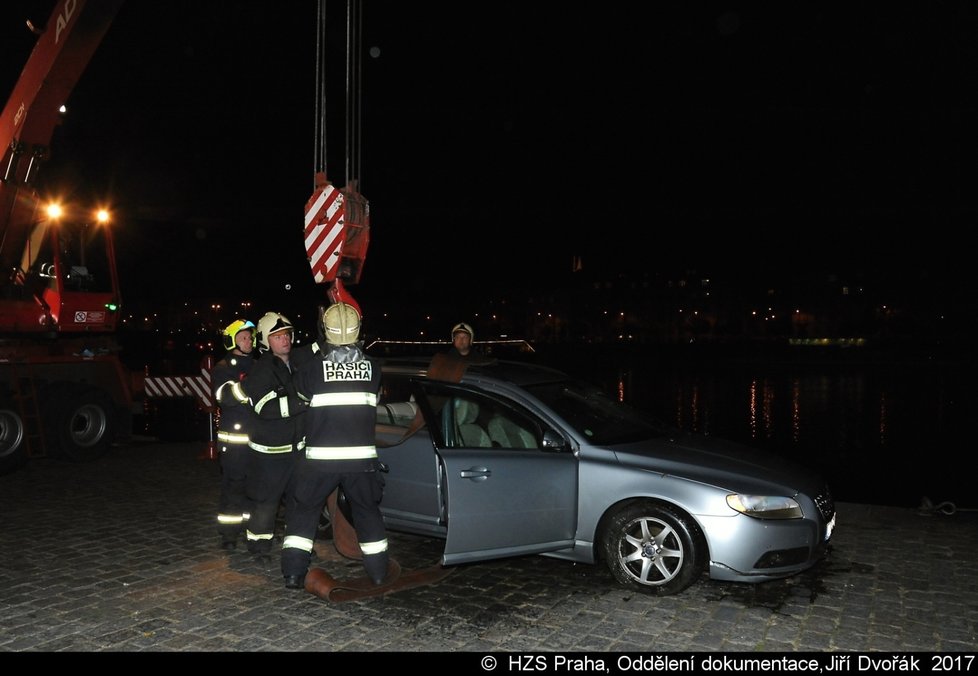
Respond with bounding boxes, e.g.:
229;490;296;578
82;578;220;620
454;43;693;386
541;430;566;452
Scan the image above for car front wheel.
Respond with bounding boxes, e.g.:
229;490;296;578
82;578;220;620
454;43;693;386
602;501;704;595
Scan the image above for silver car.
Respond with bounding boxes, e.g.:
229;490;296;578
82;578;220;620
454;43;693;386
368;357;835;595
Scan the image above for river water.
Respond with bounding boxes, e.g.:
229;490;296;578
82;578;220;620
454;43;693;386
566;348;975;510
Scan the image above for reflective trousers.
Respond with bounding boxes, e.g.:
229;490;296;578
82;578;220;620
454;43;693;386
217;441;251;543
245;451;296;554
281;463;388;583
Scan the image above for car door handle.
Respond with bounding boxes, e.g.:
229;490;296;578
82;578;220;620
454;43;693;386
460;467;491;480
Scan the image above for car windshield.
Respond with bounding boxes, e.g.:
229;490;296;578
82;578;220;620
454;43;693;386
523;379;668;445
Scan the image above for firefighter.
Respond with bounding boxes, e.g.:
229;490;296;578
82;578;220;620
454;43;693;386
281;302;388;589
241;311;308;560
445;321;482;360
212;318;257;550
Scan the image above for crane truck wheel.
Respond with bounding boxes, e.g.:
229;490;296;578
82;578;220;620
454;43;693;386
0;406;27;475
42;385;117;462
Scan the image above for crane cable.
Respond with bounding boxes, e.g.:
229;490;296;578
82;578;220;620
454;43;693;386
314;0;364;192
345;0;364;191
314;0;327;187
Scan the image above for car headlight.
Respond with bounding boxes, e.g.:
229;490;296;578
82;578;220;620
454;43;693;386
726;494;802;519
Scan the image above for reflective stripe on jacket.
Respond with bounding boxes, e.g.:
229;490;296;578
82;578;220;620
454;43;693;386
295;342;381;472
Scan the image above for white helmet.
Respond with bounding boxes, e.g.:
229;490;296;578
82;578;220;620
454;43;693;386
451;322;474;341
323;302;361;346
256;311;294;351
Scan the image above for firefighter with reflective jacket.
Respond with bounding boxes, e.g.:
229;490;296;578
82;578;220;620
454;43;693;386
241;311;308;559
213;319;257;550
281;302;388;589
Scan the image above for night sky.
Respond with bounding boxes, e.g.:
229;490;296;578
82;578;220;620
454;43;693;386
3;1;976;317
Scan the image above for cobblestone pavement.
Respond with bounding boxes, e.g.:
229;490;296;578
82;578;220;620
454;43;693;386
1;440;976;653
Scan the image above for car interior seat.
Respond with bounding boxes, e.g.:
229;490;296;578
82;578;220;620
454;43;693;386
455;398;491;448
487;415;538;449
384;401;418;426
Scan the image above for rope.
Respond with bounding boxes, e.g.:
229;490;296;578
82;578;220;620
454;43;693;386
917;496;978;516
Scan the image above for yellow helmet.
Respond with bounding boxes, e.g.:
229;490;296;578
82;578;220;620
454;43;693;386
222;319;255;351
323;302;361;346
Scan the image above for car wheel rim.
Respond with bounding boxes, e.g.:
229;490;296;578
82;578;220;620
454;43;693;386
617;515;684;586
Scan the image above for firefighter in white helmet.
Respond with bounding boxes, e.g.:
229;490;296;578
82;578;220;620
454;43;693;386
282;302;389;588
212;319;256;550
446;321;482;360
240;311;308;560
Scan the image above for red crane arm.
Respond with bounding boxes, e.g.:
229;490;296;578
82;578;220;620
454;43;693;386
1;0;124;276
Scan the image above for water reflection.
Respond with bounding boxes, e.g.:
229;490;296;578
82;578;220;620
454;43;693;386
606;361;973;509
879;390;887;447
791;378;801;444
749;380;757;439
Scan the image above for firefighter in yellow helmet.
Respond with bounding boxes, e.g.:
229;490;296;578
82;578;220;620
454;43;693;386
282;302;389;588
212;319;256;549
240;311;308;561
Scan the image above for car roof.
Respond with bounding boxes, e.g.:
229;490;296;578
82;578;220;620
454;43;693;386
378;356;571;388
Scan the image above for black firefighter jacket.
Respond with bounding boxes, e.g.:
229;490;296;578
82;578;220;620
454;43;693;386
294;341;382;473
212;350;255;446
243;352;308;454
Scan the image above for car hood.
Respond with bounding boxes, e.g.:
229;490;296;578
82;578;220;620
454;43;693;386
608;431;823;496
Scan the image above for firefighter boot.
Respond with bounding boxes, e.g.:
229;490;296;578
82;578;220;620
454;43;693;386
363;552;390;586
281;546;311;589
284;574;305;589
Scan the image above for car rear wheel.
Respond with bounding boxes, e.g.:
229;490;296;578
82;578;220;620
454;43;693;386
602;501;705;595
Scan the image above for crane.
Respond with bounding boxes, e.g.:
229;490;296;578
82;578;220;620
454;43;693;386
0;0;212;473
303;0;370;317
